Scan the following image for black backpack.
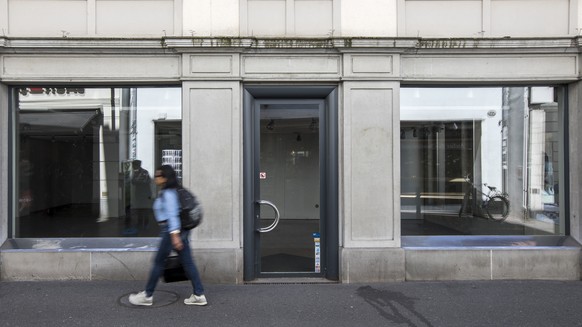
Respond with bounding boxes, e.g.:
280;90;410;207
176;187;203;230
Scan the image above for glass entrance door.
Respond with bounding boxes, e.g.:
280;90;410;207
254;100;323;276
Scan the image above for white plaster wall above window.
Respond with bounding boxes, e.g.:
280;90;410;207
400;0;483;37
7;0;88;37
341;0;396;37
2;0;181;37
96;0;175;36
294;0;333;36
398;0;576;37
184;0;239;37
490;0;570;37
241;0;340;37
246;0;287;36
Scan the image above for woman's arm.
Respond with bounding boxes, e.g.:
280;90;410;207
164;189;184;250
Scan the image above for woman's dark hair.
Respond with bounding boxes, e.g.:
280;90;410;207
157;165;180;189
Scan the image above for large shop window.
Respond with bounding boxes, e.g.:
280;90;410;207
15;87;182;237
400;87;566;236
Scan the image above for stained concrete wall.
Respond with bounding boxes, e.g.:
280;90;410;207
569;81;582;244
182;81;244;283
0;249;240;283
0;84;7;249
341;80;402;282
405;248;580;280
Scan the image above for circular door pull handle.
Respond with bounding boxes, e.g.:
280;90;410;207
257;200;281;233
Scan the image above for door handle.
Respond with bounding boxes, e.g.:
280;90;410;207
256;200;280;233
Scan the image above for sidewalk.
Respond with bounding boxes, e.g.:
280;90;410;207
1;280;582;327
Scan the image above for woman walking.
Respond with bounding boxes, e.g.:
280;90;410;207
129;164;207;306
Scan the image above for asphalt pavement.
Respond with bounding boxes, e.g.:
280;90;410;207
1;279;582;327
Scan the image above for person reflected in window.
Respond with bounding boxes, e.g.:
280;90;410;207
544;153;554;195
129;165;207;306
124;160;153;235
18;159;34;214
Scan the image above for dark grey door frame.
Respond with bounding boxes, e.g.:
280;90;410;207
243;85;338;281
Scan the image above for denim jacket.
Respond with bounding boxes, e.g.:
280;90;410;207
153;188;180;233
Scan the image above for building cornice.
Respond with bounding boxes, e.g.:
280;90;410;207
0;37;164;49
0;36;579;54
415;37;576;49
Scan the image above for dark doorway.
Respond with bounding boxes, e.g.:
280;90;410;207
243;86;338;280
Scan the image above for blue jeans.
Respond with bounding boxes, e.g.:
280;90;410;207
145;227;205;297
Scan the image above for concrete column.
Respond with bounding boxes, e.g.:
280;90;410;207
0;83;8;244
568;82;582;243
341;81;404;282
182;81;243;283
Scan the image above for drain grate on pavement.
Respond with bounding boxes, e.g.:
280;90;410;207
118;290;179;308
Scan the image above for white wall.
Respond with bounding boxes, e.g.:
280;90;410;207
342;0;396;36
184;0;239;36
241;0;339;36
399;0;575;37
0;0;180;37
135;88;181;174
2;0;576;38
401;88;504;192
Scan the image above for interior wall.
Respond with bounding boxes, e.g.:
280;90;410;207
260;115;320;220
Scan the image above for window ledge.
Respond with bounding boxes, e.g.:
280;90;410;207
0;238;159;252
402;235;580;250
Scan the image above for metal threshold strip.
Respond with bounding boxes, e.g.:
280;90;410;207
245;278;338;285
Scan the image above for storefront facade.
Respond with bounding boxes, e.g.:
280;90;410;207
1;0;582;283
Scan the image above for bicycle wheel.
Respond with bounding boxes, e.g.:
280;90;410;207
486;196;510;222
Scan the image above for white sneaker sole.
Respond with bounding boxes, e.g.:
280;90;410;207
184;300;207;306
130;301;153;306
129;297;153;306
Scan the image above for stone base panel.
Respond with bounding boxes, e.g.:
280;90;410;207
405;248;581;281
1;246;580;282
0;248;243;283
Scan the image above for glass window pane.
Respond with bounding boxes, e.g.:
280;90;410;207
401;86;564;236
15;87;181;237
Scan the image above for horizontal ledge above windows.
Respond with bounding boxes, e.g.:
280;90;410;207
1;37;581;51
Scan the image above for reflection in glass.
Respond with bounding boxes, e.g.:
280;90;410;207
401;87;564;236
259;105;320;273
16;87;181;237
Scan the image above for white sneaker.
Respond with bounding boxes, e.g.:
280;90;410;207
184;294;207;306
129;291;153;306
